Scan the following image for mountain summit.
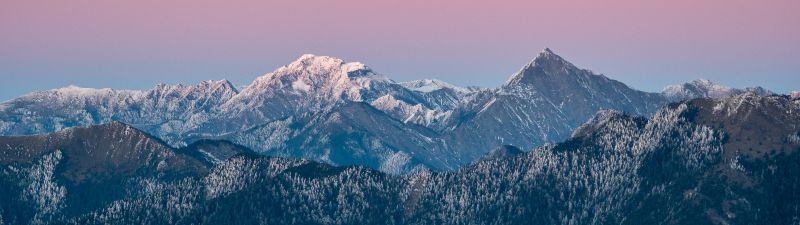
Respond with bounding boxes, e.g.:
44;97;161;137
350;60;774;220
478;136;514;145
662;79;773;101
441;48;667;161
505;48;578;86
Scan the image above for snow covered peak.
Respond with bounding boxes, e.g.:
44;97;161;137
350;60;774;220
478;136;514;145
291;54;345;68
222;54;401;118
246;54;387;89
662;79;773;101
289;54;373;76
530;47;574;68
52;85;113;95
684;79;722;90
662;79;732;99
14;85;134;102
504;48;582;87
297;53;318;61
400;79;473;93
536;47;559;60
681;79;715;89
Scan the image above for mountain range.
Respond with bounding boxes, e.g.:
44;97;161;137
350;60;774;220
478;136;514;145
0;49;778;173
1;48;796;224
0;93;797;224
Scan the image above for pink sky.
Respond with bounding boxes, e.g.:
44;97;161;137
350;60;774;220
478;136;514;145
1;0;798;100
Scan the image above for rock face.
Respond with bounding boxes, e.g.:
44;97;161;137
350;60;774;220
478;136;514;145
1;94;797;225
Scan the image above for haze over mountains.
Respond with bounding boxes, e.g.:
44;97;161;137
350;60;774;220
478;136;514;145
0;49;778;173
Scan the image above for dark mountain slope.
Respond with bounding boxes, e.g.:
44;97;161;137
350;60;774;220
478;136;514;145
0;122;208;222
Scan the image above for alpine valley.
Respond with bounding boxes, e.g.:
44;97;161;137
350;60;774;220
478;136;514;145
0;49;797;225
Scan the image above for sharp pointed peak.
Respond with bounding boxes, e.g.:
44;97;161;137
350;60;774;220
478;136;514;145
530;47;570;66
541;47;555;55
504;47;578;86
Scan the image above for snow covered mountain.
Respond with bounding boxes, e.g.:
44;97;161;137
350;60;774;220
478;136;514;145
440;48;667;161
0;80;239;144
226;101;455;173
662;79;773;101
0;55;443;141
0;49;787;172
216;55;418;125
0;55;462;172
2;93;797;224
187;55;465;137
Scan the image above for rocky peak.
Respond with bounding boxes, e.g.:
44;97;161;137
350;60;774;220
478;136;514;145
532;48;572;67
662;79;774;101
239;54;389;97
504;48;583;87
262;54;374;81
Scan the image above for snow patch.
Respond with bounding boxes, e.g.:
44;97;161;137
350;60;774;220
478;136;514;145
292;79;311;92
400;79;473;93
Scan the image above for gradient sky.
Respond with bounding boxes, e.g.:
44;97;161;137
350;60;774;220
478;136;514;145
1;0;798;101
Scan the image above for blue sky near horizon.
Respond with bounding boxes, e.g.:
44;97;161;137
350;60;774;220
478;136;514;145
1;0;798;101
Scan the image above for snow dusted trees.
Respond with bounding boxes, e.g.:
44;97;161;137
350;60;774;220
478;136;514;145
0;94;798;224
